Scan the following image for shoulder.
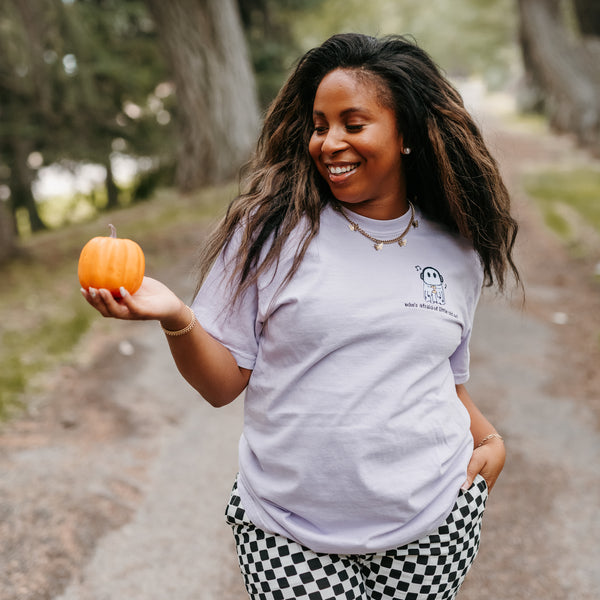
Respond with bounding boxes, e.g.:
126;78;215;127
416;213;484;286
418;214;479;256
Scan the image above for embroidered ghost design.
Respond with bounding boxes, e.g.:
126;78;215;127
420;266;446;305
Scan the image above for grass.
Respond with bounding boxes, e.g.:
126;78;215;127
0;183;233;421
0;300;92;420
522;167;600;249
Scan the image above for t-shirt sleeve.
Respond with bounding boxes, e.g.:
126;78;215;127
191;232;260;370
449;256;484;384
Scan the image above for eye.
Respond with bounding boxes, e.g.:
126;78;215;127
346;124;364;133
313;125;328;134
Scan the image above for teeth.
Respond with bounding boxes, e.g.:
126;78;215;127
328;164;357;174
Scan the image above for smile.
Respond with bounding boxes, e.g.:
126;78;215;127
327;163;359;175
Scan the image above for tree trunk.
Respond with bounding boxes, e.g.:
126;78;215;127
0;200;17;262
573;0;600;37
104;157;119;210
518;0;600;151
9;137;47;232
145;0;260;192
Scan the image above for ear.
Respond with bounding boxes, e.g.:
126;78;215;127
420;271;425;281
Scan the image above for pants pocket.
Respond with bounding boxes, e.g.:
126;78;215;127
465;473;489;508
224;475;252;527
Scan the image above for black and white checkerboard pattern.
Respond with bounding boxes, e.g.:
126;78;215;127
225;476;487;600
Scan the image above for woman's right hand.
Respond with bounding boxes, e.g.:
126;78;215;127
81;276;186;325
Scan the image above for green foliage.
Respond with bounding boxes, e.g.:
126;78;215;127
0;303;94;418
523;167;600;257
241;0;520;103
290;0;519;87
0;0;175;234
131;163;175;203
36;0;175;164
238;0;326;107
0;356;26;421
524;168;600;233
543;206;572;239
0;258;96;419
38;192;100;229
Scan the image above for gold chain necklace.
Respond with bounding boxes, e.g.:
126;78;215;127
334;201;419;250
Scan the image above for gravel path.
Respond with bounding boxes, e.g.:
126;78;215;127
1;89;599;600
54;325;246;600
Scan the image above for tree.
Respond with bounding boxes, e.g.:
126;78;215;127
518;0;600;151
573;0;600;37
46;0;174;210
0;0;174;238
145;0;260;191
0;200;16;262
237;0;325;107
0;0;56;232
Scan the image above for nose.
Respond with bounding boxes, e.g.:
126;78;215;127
321;125;348;155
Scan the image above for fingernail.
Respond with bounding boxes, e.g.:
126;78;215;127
120;286;128;297
89;288;97;298
460;480;470;491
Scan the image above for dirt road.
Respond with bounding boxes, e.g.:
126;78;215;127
1;90;599;600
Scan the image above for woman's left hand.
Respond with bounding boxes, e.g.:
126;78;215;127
461;437;506;492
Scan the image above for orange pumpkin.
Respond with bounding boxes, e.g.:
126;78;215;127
78;224;145;298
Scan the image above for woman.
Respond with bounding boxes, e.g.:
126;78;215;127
83;33;518;600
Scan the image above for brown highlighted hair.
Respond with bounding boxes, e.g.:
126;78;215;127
197;33;519;301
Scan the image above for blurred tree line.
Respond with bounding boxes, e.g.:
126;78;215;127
0;0;175;255
0;0;321;261
1;0;598;263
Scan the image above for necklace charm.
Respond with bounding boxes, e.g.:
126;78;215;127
335;201;418;251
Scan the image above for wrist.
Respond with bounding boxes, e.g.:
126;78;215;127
160;302;194;333
475;432;504;449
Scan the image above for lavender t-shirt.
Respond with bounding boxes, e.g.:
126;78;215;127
192;204;483;554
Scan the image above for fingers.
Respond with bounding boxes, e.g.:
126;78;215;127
81;287;136;319
81;280;184;323
461;450;486;491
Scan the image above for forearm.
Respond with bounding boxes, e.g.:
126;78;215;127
166;326;250;407
455;383;498;447
160;300;252;407
456;383;505;490
162;305;251;407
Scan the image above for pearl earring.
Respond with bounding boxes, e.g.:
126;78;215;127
403;147;411;155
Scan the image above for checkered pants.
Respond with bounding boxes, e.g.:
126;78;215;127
225;476;488;600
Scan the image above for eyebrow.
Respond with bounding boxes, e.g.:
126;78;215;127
313;107;371;118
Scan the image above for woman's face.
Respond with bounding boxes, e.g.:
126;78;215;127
309;68;407;220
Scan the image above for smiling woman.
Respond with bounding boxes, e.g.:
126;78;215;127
82;33;518;600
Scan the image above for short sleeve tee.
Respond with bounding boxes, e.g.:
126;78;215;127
192;204;483;554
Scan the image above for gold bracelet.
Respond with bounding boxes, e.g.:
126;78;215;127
476;433;504;448
161;306;196;337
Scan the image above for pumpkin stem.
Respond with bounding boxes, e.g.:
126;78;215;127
108;224;117;238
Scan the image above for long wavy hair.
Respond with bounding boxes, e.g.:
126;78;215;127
196;33;520;301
